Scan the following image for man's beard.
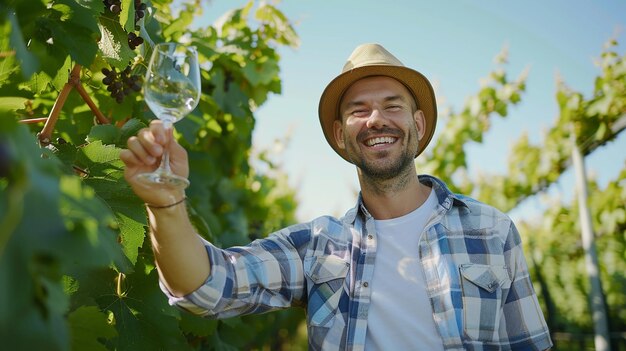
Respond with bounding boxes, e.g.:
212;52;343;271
355;147;415;180
348;127;419;181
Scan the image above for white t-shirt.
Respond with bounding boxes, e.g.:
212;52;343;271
364;189;444;351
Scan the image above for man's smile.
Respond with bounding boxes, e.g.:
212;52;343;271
364;136;397;147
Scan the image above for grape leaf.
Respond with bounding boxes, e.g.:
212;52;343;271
76;141;146;265
180;313;218;338
97;256;193;351
120;0;135;33
241;57;279;86
7;11;39;78
87;124;122;145
59;176;130;272
46;1;100;68
119;118;147;146
98;17;135;70
0;97;28;112
68;305;117;351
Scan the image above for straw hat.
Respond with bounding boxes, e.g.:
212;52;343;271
318;43;437;163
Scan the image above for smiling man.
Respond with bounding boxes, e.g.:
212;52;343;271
121;43;553;350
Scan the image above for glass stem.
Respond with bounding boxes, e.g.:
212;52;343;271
158;119;174;174
159;148;172;174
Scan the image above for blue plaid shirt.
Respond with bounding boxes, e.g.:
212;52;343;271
162;175;553;350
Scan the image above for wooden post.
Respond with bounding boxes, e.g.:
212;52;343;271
570;131;611;351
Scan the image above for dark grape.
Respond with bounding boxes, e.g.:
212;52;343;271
132;36;143;47
127;31;144;50
101;63;142;104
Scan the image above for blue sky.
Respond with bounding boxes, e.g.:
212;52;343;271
195;0;626;222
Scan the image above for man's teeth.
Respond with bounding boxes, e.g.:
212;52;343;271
366;137;395;146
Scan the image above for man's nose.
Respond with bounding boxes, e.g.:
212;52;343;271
366;108;387;129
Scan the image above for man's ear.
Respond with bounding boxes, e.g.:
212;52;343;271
414;110;426;140
333;119;345;149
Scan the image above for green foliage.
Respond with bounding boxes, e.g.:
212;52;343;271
2;0;623;347
0;0;301;349
416;46;529;194
519;165;626;335
419;38;626;342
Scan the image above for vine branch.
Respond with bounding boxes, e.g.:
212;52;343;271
36;64;110;145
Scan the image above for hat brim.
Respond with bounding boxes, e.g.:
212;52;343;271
318;65;437;163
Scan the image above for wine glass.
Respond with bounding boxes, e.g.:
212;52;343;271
135;42;201;188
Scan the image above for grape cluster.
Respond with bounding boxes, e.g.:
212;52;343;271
130;0;147;49
101;66;142;104
102;0;147;50
134;0;147;22
101;0;147;102
128;32;144;50
103;0;122;14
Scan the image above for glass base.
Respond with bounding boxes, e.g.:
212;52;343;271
135;171;190;189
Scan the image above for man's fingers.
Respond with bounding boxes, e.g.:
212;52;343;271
120;148;146;166
127;136;158;165
119;149;136;165
148;120;168;144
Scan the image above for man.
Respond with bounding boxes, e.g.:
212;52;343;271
121;43;553;350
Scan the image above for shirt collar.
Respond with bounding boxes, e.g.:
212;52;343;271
341;174;469;225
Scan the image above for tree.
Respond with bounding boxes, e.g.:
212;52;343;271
0;0;304;349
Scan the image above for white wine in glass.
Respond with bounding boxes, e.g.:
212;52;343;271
136;42;201;188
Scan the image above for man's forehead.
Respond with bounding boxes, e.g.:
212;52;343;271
340;76;415;106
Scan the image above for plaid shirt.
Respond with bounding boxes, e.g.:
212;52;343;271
163;175;553;351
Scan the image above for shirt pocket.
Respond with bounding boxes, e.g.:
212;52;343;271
304;255;349;327
459;263;511;342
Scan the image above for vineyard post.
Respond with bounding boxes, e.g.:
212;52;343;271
570;129;611;351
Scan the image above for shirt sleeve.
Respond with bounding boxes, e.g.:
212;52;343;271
501;221;553;351
160;223;311;319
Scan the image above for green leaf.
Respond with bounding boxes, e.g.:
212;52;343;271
68;306;117;351
179;313;218;337
242;58;279;86
7;11;39;78
51;56;72;91
59;176;129;271
120;0;135;32
76;141;146;265
119;118;147;145
97;17;135;70
162;8;194;39
211;69;248;116
87;124;122;144
56;0;102;33
587;95;612;116
0;97;27;112
97;257;193;351
0;21;19;87
46;1;100;67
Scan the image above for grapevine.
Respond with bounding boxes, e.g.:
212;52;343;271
99;0;147;103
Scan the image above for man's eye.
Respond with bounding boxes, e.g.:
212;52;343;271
386;105;402;111
352;110;369;117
